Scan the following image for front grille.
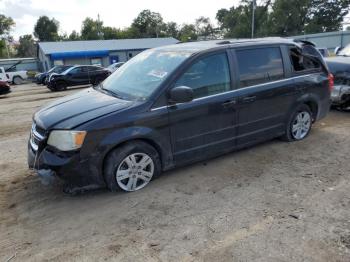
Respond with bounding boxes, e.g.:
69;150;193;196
30;122;46;152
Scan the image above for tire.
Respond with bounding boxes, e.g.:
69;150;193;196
93;77;103;86
104;141;161;192
13;76;23;85
282;104;313;142
53;81;67;91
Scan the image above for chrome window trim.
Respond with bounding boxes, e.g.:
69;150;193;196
150;74;317;111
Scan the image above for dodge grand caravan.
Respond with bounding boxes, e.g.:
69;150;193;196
28;38;331;193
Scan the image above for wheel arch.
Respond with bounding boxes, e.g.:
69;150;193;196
290;94;321;122
98;127;173;183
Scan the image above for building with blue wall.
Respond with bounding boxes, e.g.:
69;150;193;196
37;38;179;72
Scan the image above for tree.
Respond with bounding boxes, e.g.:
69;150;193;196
305;0;350;33
81;17;103;40
195;17;215;39
34;16;59;41
131;9;165;38
16;34;36;57
68;30;81;41
0;14;15;36
102;26;120;39
0;14;15;58
178;24;197;42
216;1;271;38
164;22;179;38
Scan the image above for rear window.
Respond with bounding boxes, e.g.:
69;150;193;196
236;47;284;88
289;47;321;72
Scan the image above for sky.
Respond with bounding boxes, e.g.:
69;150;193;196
0;0;240;40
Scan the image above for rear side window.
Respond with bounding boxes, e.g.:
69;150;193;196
175;53;231;99
290;47;321;72
236;47;284;88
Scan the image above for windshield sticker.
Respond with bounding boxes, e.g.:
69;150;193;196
148;69;168;78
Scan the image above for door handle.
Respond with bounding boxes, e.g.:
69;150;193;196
241;96;256;103
222;99;237;108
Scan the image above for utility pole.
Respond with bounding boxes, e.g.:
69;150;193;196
251;0;256;38
97;14;103;39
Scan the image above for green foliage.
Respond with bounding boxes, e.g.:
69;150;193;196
68;30;81;41
195;17;216;38
217;0;350;38
131;9;164;38
0;14;15;36
16;34;36;57
34;16;59;41
102;26;121;40
178;24;197;42
164;22;179;39
305;0;350;33
81;17;104;40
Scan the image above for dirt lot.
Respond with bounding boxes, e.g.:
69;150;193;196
0;83;350;262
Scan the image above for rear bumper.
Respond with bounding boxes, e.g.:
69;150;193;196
28;143;106;188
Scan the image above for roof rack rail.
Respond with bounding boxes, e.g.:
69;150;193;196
216;40;232;45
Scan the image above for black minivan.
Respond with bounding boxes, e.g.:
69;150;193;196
28;38;331;193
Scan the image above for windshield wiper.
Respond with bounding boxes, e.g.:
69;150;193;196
100;86;126;99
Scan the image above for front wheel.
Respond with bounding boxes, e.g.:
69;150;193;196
282;104;313;142
13;76;23;85
104;141;161;192
52;81;67;91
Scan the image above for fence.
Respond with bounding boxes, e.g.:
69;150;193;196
292;31;350;51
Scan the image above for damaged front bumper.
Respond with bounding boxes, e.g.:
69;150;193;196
28;143;106;190
331;84;350;106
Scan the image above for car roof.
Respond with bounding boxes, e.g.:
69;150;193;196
153;37;299;54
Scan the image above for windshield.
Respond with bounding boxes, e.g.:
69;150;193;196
54;65;72;73
338;45;350;56
101;49;191;100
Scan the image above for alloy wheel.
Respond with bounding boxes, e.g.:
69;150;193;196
291;111;311;140
116;153;154;191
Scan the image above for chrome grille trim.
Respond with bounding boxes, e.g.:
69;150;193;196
30;123;46;152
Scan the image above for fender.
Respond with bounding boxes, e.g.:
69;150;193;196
287;93;321;121
96;126;174;172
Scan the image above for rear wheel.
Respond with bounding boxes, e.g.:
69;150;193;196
104;141;161;192
282;104;313;142
13;76;23;85
53;81;67;91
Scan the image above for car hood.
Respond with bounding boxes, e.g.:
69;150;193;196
324;56;350;75
34;88;133;130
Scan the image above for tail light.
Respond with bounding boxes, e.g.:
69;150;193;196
328;73;334;92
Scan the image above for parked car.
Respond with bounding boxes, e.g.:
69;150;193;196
107;62;125;73
324;44;350;109
317;47;330;57
0;61;28;85
46;65;111;91
35;65;73;85
28;38;331;193
0;80;11;95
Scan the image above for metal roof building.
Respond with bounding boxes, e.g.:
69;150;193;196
37;37;179;71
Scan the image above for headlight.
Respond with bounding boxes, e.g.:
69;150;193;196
47;130;87;151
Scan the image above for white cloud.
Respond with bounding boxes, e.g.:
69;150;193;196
2;0;239;39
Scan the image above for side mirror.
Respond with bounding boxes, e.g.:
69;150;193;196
169;86;194;103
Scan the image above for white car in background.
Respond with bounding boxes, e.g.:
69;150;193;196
107;62;124;73
0;66;28;85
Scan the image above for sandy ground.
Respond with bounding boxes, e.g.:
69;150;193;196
0;83;350;262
